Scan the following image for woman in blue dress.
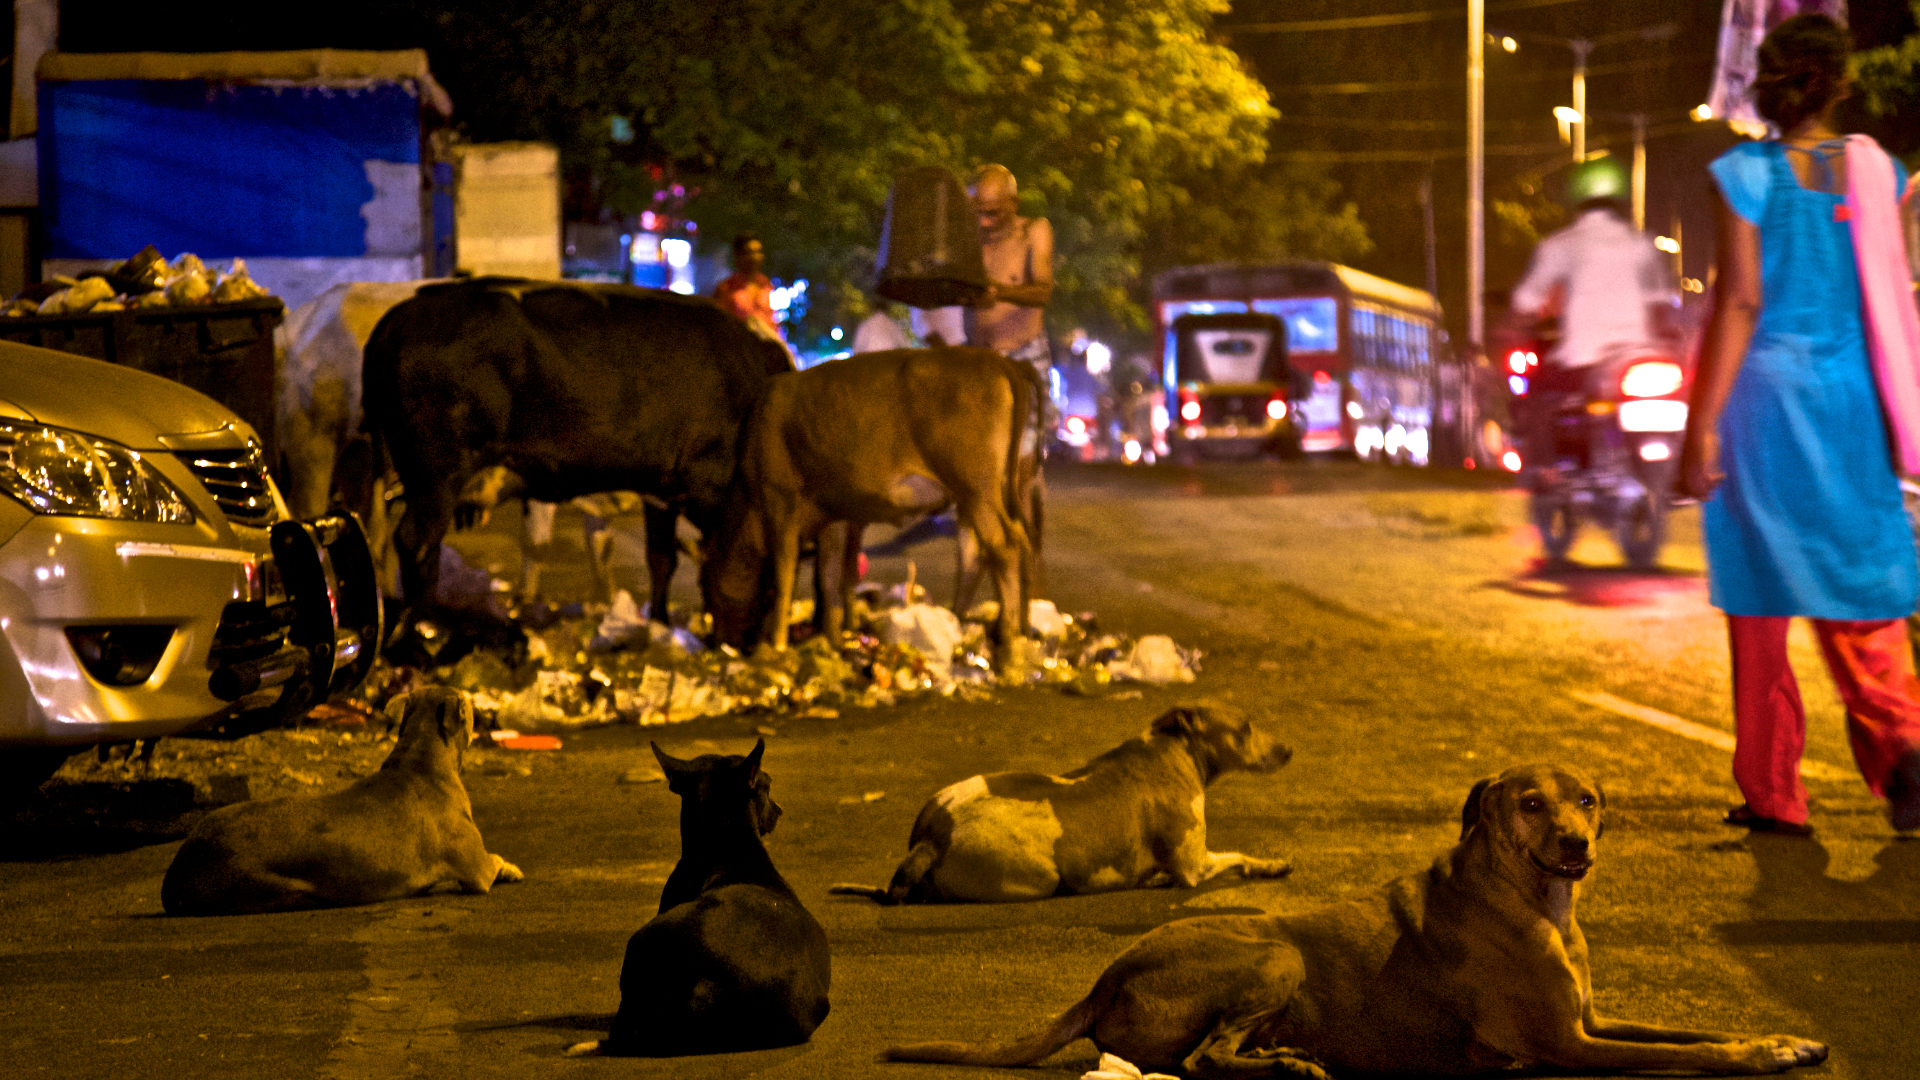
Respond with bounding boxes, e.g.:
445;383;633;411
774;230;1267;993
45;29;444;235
1680;14;1920;835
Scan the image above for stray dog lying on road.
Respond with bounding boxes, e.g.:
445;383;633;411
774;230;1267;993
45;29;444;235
160;688;522;915
572;739;830;1057
884;763;1828;1077
832;706;1291;904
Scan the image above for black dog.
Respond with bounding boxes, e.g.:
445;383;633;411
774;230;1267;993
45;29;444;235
573;739;830;1056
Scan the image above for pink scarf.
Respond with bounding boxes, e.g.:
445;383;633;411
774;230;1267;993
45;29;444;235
1845;134;1920;475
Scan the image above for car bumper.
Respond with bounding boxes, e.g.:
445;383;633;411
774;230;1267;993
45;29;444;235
0;501;276;747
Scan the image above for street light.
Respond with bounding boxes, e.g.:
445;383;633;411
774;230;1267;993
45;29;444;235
1493;23;1678;163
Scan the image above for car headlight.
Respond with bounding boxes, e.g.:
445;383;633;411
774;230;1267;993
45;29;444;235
0;422;195;523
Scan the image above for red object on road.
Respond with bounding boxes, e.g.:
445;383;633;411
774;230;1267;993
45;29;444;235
492;733;562;751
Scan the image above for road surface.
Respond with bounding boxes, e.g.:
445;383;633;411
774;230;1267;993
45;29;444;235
4;459;1912;1079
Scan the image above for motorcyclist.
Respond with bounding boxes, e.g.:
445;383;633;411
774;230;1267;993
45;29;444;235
1507;157;1679;481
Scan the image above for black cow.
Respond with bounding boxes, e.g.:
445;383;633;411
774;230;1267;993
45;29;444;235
360;278;791;627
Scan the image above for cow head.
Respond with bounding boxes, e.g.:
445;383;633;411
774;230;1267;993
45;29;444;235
701;493;775;649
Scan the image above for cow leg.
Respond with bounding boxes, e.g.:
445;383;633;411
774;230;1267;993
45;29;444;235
766;500;808;653
519;499;557;601
393;485;452;620
952;526;981;615
642;502;679;623
959;498;1032;670
1022;472;1047;604
811;521;863;646
582;512;615;602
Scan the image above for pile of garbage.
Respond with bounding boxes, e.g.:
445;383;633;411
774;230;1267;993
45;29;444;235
351;577;1202;734
4;245;271;317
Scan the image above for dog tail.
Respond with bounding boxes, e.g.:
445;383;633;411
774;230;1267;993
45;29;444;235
883;989;1100;1066
829;840;938;905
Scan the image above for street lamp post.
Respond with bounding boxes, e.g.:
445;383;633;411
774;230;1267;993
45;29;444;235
1468;0;1484;349
1570;38;1592;161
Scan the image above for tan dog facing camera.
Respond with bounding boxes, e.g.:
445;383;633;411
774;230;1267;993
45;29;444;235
886;763;1828;1077
835;705;1291;904
161;687;523;915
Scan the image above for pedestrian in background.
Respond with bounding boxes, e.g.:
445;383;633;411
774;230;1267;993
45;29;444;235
1681;13;1920;836
713;234;784;344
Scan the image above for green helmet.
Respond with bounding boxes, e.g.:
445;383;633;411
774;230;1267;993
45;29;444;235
1565;157;1629;206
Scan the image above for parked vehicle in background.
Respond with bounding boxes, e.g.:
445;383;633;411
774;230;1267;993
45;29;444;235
1164;312;1300;462
1151;261;1470;466
0;344;380;798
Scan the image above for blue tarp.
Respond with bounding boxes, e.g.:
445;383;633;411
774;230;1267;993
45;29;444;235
39;80;421;259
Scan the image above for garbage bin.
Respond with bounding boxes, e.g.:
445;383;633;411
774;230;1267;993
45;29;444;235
0;298;285;461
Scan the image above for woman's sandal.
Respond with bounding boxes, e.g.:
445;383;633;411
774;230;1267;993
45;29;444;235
1723;803;1815;837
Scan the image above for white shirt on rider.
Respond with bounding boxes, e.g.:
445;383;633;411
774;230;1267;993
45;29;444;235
1510;207;1676;368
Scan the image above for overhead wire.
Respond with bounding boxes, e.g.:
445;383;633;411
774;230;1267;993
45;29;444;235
1221;0;1590;34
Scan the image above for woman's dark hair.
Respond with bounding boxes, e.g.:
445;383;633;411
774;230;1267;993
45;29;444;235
1753;14;1851;133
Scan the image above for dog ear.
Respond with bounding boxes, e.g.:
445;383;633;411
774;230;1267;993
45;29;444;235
1460;775;1498;839
1151;708;1202;737
741;737;767;779
383;693;409;735
652;741;691;787
442;692;475;744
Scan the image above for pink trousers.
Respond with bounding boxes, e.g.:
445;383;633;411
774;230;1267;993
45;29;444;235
1729;615;1920;824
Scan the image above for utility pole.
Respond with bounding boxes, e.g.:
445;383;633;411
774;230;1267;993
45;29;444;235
1631;113;1648;231
1419;163;1439;303
1570;39;1592;161
1468;0;1484;349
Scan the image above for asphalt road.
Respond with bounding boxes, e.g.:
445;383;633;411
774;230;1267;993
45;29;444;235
4;458;1915;1080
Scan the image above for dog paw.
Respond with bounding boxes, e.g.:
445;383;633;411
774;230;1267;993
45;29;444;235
1761;1036;1827;1068
1730;1039;1810;1074
1244;857;1293;879
1241;1047;1330;1079
493;856;525;884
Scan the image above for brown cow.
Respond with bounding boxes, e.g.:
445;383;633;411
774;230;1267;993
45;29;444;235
704;348;1042;665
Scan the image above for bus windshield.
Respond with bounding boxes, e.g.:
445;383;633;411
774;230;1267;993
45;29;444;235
1251;297;1338;354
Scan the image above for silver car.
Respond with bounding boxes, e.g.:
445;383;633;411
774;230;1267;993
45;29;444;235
0;343;379;795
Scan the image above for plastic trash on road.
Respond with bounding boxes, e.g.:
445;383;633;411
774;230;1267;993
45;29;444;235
1106;634;1202;685
346;563;1202;732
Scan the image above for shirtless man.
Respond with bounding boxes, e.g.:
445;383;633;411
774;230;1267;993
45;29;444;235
964;165;1055;426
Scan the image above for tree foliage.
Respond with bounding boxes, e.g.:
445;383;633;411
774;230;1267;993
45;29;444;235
412;0;1369;342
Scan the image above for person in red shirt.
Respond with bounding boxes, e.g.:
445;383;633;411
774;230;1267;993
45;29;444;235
712;234;782;343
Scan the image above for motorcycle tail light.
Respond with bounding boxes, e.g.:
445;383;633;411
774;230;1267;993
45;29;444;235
1065;415;1088;435
1501;450;1523;472
1180;399;1202;422
1266;397;1286;420
1506;350;1536;375
1621;360;1684;398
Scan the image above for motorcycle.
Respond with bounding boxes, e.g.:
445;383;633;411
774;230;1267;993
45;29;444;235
1511;345;1690;569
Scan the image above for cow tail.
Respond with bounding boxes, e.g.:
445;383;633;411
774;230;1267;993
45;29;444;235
883;987;1102;1066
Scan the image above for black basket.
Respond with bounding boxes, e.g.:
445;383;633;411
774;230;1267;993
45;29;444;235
874;167;988;309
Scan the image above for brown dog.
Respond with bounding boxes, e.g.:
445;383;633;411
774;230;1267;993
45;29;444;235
885;763;1828;1076
833;706;1291;904
161;688;522;915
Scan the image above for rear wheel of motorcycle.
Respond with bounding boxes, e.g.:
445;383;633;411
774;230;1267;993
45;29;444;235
1618;492;1668;571
1532;493;1577;562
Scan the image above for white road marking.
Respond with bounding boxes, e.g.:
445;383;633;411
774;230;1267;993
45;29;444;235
1570;690;1854;782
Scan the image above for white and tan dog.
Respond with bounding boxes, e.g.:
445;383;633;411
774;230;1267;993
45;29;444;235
885;763;1828;1077
834;706;1291;904
161;687;522;915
